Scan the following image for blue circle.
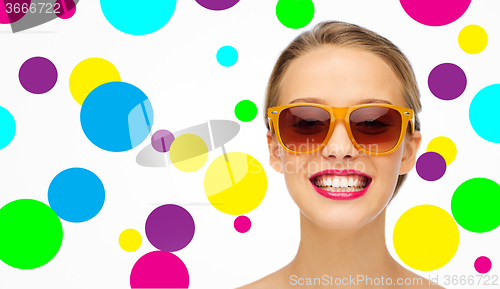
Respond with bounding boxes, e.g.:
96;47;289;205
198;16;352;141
100;0;176;35
80;82;154;152
48;168;105;223
0;107;16;150
470;84;500;143
216;46;238;67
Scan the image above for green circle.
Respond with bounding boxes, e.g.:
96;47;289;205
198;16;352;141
276;0;315;29
235;100;257;122
451;178;500;233
0;199;63;269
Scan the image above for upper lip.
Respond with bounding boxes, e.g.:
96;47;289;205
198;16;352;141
309;169;372;181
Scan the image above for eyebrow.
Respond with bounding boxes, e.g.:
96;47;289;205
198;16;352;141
288;97;393;105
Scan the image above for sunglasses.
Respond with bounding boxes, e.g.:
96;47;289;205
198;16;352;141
267;103;414;155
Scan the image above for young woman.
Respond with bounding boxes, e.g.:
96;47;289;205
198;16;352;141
238;21;444;288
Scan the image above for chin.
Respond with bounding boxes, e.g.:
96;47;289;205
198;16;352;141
303;206;377;230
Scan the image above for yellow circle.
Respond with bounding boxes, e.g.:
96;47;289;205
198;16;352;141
169;134;208;172
118;229;142;252
426;136;457;165
204;152;267;215
458;24;488;54
69;58;121;105
393;205;459;271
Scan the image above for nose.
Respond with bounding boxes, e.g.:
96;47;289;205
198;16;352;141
320;118;359;159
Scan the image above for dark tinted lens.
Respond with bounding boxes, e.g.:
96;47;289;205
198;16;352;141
350;106;402;153
279;106;331;152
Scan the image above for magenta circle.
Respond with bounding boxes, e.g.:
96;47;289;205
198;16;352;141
0;0;31;24
234;215;251;233
151;129;175;153
145;204;195;252
130;251;189;288
474;256;492;274
19;57;58;94
55;0;76;20
195;0;240;11
400;0;471;26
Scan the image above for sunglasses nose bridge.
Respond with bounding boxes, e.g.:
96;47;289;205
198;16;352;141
329;106;349;124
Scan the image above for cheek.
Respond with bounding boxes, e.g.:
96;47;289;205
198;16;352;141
281;155;312;199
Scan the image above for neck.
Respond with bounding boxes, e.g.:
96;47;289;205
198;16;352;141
287;209;401;282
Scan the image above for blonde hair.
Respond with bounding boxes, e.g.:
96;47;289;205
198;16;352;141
264;20;421;198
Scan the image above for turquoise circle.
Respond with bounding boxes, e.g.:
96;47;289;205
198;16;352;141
100;0;176;35
0;106;16;150
80;81;154;152
469;84;500;143
217;46;238;67
48;168;105;223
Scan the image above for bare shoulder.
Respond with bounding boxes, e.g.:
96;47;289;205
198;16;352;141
235;266;289;289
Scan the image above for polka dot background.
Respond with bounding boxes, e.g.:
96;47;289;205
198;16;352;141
276;0;315;29
0;106;16;150
80;82;154;152
0;199;63;269
459;24;488;54
100;0;177;35
399;0;471;26
1;1;500;288
469;84;500;143
69;57;121;105
451;178;500;233
393;205;459;271
428;63;467;101
426;136;457;165
475;256;492;274
416;152;447;181
48;167;105;223
216;46;238;67
19;57;58;94
119;229;142;252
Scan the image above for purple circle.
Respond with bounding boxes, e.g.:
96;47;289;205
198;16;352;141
428;63;467;100
151;129;175;153
416;152;447;181
145;204;195;252
234;215;251;233
19;57;58;94
195;0;240;11
474;256;492;274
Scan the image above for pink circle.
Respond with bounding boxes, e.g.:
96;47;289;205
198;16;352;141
234;215;251;233
400;0;471;26
130;251;189;288
474;256;492;274
0;0;31;24
55;0;76;20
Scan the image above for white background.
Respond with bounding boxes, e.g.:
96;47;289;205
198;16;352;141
0;0;499;288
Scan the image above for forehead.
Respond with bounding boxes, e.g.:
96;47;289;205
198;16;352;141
279;45;404;107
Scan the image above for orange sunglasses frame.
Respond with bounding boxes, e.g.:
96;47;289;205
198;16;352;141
267;103;415;156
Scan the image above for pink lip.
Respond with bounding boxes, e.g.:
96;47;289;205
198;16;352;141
309;169;372;200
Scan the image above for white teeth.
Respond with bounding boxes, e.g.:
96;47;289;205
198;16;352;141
313;175;370;191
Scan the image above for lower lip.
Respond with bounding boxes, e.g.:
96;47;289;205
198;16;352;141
310;180;370;200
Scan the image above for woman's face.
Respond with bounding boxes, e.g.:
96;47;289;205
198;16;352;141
267;45;421;230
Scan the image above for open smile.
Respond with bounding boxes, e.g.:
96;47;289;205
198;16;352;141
309;169;372;200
